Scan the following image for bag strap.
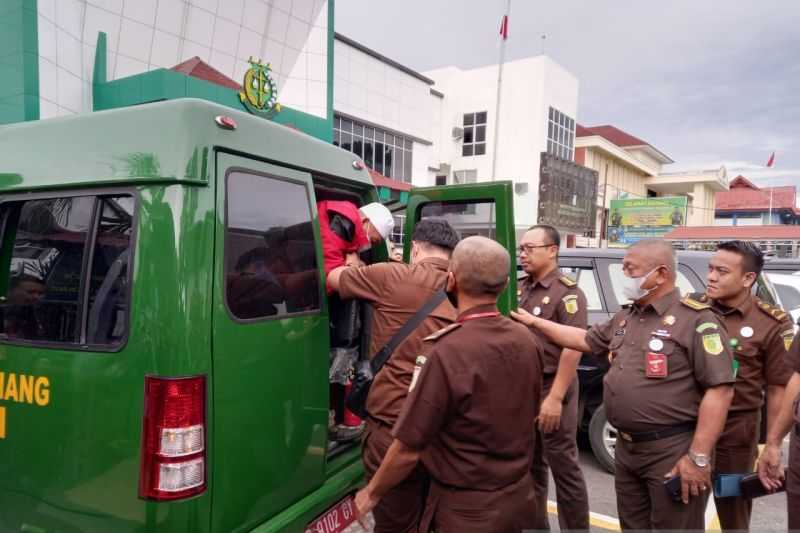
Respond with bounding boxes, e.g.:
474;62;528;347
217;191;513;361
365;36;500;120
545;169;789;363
369;290;447;375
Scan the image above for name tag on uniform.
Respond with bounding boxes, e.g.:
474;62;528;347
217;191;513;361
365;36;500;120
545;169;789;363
645;352;668;378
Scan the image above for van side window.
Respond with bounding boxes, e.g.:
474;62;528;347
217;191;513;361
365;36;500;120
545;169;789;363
225;171;320;320
86;197;134;344
0;195;134;348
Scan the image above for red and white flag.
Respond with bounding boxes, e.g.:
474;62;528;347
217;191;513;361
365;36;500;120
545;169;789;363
499;14;509;40
766;152;775;167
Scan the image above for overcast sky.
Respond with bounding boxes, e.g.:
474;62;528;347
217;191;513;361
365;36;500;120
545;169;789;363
336;1;799;189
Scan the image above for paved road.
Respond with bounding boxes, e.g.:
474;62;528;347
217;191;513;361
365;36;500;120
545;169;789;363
347;439;790;532
543;441;790;531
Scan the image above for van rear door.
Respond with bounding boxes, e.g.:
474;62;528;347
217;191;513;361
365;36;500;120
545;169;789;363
402;181;517;313
210;152;332;531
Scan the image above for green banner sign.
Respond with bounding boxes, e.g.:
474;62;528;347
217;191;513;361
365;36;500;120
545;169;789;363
607;196;687;247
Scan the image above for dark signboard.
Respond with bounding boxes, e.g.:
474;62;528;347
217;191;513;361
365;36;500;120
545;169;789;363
538;152;598;235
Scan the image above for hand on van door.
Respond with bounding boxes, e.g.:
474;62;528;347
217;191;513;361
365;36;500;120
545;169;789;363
345;252;365;268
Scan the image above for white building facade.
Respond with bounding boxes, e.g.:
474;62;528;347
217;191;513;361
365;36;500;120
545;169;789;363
332;34;581;236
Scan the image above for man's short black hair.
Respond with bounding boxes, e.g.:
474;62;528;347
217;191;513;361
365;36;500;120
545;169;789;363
527;224;561;248
412;218;461;252
717;240;764;275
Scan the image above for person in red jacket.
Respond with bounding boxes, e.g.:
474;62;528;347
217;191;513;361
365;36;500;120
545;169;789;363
318;200;395;441
318;200;395;277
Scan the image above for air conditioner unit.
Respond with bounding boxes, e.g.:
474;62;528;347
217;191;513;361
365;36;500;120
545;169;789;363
514;183;529;195
451;127;464;139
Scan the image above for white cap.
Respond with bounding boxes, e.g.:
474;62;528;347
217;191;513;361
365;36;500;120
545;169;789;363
359;202;395;239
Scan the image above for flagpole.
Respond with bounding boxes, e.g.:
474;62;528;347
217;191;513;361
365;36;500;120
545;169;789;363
490;0;511;182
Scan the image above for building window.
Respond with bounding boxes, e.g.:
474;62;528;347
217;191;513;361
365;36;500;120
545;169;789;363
547;107;575;161
452;169;477;184
462;111;487;157
225;171;320;320
333;115;414;183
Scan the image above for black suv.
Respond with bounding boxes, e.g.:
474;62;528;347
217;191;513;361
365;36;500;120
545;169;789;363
524;248;781;472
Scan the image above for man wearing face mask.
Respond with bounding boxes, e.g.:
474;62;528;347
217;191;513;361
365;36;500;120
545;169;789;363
512;239;736;530
691;241;794;531
327;218;460;533
354;236;544;532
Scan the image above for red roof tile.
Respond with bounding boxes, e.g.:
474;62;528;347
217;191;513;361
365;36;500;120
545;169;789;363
171;56;242;91
715;185;797;212
576;124;649;148
729;175;759;189
664;225;800;240
368;168;412;191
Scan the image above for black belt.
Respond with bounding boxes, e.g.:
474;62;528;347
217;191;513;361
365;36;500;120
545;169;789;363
618;422;696;443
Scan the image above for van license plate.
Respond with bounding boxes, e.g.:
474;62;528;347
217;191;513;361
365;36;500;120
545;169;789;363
305;496;357;533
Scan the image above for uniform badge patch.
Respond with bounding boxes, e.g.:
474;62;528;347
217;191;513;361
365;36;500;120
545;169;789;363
696;322;718;333
703;333;724;355
563;295;579;315
664;315;676;326
782;330;795;351
409;355;427;392
542;296;551;305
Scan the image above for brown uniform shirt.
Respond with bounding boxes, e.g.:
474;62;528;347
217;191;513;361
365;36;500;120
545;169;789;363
585;288;735;433
393;305;544;490
338;257;456;425
518;268;588;373
696;293;795;412
786;330;800;374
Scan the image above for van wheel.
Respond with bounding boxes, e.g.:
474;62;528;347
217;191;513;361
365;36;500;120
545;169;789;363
589;405;616;474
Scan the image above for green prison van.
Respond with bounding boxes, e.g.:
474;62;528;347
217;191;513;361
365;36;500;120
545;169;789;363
0;99;517;532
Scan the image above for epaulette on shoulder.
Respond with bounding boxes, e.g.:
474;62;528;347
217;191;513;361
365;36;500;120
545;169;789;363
423;323;462;342
756;299;788;322
687;292;711;304
559;276;577;288
681;295;711;311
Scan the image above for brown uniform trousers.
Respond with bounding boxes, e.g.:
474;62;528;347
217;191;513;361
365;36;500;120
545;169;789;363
419;475;537;533
519;270;590;530
531;376;589;531
615;431;709;530
713;410;761;530
362;418;428;533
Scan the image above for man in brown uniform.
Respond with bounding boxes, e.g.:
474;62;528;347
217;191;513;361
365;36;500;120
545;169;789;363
354;236;544;533
518;224;589;530
327;218;460;533
759;329;800;530
513;239;736;530
696;241;795;531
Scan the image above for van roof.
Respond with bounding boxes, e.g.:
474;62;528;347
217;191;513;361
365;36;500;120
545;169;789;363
0;98;372;193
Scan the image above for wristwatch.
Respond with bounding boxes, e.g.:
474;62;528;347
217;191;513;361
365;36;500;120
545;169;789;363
688;450;710;469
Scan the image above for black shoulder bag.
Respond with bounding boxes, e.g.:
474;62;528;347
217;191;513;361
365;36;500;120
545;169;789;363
345;290;447;419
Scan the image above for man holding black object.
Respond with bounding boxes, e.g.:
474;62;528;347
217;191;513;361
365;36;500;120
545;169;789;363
327;218;459;533
512;239;735;530
759;329;800;530
693;241;795;531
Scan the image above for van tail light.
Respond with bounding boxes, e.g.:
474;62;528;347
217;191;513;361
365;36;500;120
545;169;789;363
139;375;207;500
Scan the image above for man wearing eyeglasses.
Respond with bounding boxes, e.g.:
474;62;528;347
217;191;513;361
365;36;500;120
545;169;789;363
517;224;589;531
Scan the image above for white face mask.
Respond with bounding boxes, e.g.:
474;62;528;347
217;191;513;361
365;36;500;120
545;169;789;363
621;266;661;301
